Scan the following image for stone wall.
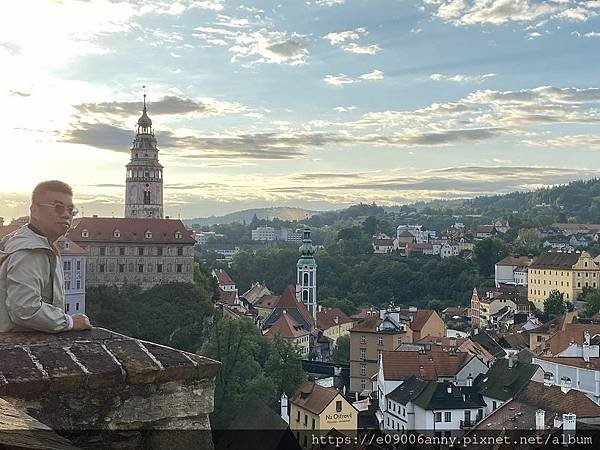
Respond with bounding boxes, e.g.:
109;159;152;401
0;328;220;449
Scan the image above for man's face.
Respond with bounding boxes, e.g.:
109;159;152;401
30;191;75;242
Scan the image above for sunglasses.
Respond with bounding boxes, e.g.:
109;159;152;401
36;202;79;217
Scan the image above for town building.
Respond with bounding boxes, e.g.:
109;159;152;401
124;94;164;219
372;234;397;254
211;268;239;308
316;307;354;346
396;225;433;244
495;255;533;287
251;226;276;241
382;377;487;435
68;217;195;289
475;225;497;239
527;250;600;309
349;307;446;393
289;381;358;448
57;237;88;315
470;286;531;328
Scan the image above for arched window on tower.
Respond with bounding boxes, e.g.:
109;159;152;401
303;273;309;285
144;191;151;205
303;290;309;302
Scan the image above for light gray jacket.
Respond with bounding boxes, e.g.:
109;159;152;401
0;225;70;333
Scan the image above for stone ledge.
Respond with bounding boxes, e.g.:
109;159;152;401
0;328;220;398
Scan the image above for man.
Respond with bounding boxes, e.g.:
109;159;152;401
0;180;92;332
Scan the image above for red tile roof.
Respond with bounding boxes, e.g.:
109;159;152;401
212;268;235;286
0;224;20;239
264;312;309;339
253;294;280;309
381;350;472;381
274;285;315;328
68;217;195;244
517;381;600;417
316;308;353;331
290;381;340;415
496;255;533;267
401;309;437;332
218;289;237;306
544;323;600;355
351;314;383;333
56;237;88;256
373;238;394;246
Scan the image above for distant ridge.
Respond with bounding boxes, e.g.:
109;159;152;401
184;207;319;226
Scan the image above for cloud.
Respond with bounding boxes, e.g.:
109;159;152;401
323;27;381;55
422;0;599;27
324;74;357;86
522;134;600;148
359;69;384;80
316;0;346;6
8;90;31;97
72;96;246;118
324;70;384;85
194;20;309;66
334;106;357;112
430;73;496;83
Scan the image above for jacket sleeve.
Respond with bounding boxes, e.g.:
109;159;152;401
5;249;70;333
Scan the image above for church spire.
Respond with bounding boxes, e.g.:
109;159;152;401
296;225;317;319
137;86;153;132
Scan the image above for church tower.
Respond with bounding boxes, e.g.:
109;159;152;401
296;226;317;319
125;91;164;219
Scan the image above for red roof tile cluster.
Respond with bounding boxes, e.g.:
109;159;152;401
0;224;20;239
218;289;237;306
290;381;340;415
264;312;309;339
274;285;315;328
373;238;394;246
381;350;472;381
517;381;600;417
316;307;353;330
400;309;436;332
495;255;533;267
68;217;195;244
56;237;88;256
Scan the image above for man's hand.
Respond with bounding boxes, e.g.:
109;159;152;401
71;314;92;331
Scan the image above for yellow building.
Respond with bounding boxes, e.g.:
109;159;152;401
290;381;358;448
528;251;600;310
316;307;354;346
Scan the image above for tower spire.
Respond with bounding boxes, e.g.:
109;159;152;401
143;85;147;111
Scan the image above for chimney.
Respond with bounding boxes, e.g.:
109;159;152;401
280;392;289;424
543;373;554;387
536;409;546;432
562;413;576;447
508;354;515;369
447;384;452;394
467;375;473;387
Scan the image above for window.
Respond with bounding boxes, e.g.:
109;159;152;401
304;414;307;426
76;302;80;311
296;411;300;422
138;264;144;273
119;264;125;273
377;336;383;345
312;418;315;430
177;247;183;256
120;247;125;256
138;247;144;256
336;401;342;412
175;231;182;239
176;264;182;273
360;348;366;360
157;264;163;273
81;229;89;238
360;363;366;376
129;263;134;272
99;247;106;256
66;303;70;312
444;412;451;422
63;261;71;271
434;412;442;422
99;264;105;273
147;264;153;272
113;229;120;238
157;247;163;256
76;261;81;271
360;335;366;344
493;401;497;410
76;280;81;289
65;280;71;290
360;379;366;389
145;230;152;239
109;263;114;272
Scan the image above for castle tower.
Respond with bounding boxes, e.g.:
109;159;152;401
296;226;317;319
125;90;164;219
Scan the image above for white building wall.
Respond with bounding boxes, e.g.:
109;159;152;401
533;358;600;400
495;264;517;287
62;255;86;314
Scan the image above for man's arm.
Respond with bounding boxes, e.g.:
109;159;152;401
5;249;72;333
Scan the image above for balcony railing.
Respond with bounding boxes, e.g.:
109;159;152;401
460;419;473;429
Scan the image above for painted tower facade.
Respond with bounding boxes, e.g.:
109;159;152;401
296;226;317;319
125;94;164;219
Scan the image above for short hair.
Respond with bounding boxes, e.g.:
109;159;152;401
32;180;73;204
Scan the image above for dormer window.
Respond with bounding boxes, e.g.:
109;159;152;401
145;230;152;239
175;231;182;239
113;229;121;238
81;229;89;238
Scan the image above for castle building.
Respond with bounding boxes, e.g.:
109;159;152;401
296;226;317;319
125;94;164;219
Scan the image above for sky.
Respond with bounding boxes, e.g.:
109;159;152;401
1;0;600;220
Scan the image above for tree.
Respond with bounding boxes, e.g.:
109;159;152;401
544;290;566;317
264;336;306;398
331;335;350;364
582;288;600;317
474;238;509;277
